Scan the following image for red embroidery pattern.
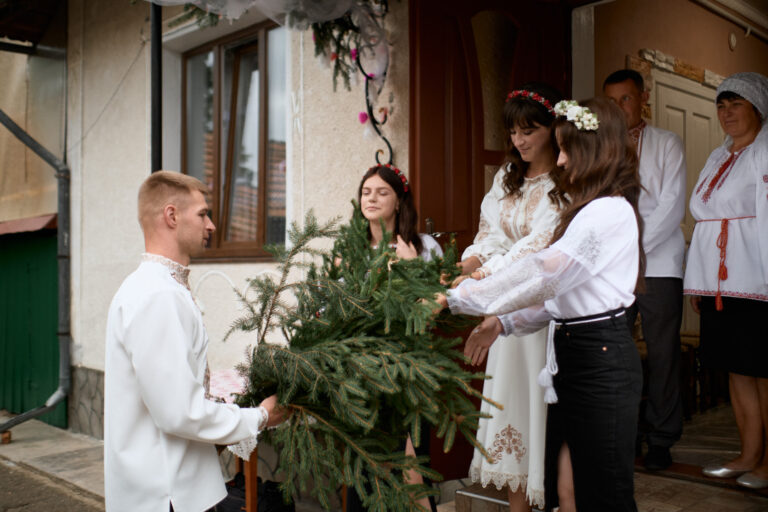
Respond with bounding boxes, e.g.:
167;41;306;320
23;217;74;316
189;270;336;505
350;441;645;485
628;120;646;149
684;288;768;303
697;152;741;203
696;215;758;311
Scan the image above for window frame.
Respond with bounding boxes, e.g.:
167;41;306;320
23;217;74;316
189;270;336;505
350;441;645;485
181;20;284;262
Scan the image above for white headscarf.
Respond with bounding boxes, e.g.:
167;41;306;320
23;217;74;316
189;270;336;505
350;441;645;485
716;72;768;122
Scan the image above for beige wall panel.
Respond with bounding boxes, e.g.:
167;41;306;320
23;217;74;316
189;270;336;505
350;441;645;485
0;51;60;222
594;0;768;93
68;0;149;369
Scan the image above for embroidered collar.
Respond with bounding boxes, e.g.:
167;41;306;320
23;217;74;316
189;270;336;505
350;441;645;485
628;120;646;148
142;253;191;289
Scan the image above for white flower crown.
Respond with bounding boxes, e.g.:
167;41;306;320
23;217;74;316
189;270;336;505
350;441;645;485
554;100;599;131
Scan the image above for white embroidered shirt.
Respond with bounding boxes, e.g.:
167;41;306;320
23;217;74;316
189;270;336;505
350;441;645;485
448;197;639;334
104;256;267;512
684;123;768;302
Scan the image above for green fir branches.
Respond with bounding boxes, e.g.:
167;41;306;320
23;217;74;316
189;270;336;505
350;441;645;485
231;207;494;510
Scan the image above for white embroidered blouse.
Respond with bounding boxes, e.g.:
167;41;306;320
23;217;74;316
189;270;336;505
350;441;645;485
448;197;639;335
462;167;560;276
684;123;768;302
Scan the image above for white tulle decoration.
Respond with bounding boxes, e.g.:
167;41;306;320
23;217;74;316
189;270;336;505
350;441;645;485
145;0;354;24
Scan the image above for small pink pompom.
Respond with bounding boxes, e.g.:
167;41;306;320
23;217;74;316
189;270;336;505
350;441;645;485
358;112;369;124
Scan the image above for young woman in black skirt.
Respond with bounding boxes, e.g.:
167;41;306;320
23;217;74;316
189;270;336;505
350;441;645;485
437;97;645;511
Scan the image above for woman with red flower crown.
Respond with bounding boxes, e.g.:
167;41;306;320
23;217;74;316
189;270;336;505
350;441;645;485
454;83;573;512
346;163;443;512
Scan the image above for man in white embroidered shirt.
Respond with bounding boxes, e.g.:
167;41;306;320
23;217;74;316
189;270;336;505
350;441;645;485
604;69;686;471
104;171;286;512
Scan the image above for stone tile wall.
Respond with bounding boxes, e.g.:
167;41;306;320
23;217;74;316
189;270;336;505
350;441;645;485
68;366;104;439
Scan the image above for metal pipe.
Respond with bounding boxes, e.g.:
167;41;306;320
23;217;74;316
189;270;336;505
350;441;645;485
0;109;71;433
151;2;162;172
692;0;768;42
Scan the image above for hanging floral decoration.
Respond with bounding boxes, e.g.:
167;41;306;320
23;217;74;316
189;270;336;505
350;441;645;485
310;0;393;164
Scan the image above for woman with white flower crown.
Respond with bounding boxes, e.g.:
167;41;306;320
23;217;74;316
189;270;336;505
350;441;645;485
437;97;645;511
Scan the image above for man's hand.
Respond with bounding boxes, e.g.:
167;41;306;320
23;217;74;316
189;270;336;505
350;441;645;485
690;295;701;315
464;316;503;366
258;394;289;428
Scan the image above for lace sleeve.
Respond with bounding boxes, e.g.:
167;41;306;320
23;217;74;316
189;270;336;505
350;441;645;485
498;304;552;336
447;246;592;317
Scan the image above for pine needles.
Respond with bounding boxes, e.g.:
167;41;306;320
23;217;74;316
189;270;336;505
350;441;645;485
231;206;494;510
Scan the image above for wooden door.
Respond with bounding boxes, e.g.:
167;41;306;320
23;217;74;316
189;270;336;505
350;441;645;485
409;0;573;480
650;69;723;336
0;230;65;428
410;0;572;251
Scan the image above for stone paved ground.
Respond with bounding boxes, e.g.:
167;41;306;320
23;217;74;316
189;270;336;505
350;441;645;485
0;458;104;512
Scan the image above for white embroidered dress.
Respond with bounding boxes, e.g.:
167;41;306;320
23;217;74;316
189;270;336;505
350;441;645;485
684;123;768;302
461;168;560;508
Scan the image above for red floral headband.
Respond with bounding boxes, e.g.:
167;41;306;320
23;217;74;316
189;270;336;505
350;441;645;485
370;163;409;193
506;89;556;117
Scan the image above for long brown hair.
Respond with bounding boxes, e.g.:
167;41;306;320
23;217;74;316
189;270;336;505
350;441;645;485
551;97;646;291
502;82;566;207
357;165;423;253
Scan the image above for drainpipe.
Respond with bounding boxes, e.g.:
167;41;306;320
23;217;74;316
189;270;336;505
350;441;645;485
0;109;71;433
151;2;162;172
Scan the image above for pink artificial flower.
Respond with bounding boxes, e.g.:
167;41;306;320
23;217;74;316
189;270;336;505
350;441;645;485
359;112;369;124
350;48;358;60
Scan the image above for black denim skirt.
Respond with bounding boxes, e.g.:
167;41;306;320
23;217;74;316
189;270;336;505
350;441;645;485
543;310;642;512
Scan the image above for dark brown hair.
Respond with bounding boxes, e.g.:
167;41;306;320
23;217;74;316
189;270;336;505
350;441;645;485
552;97;646;291
357;165;423;254
502;83;566;207
716;91;763;122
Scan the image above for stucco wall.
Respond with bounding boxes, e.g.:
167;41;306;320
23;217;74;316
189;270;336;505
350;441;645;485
68;0;150;370
68;1;411;376
193;1;410;373
594;0;768;92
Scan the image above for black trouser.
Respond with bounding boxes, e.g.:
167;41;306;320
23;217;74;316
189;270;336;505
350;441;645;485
544;310;642;512
625;277;683;448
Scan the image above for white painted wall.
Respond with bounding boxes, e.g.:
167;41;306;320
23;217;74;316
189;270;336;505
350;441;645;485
68;1;410;374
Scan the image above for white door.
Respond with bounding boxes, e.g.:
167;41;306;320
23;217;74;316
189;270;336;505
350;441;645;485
649;69;724;335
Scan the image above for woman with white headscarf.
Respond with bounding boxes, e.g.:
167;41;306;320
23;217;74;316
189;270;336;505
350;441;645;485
684;71;768;489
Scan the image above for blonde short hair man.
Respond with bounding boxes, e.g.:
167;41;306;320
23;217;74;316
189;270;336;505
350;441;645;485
105;171;283;512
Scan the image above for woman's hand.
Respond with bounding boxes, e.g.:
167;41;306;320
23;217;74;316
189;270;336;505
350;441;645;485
451;274;471;288
464;316;503;366
690;295;702;315
396;235;419;260
458;256;482;275
432;293;448;313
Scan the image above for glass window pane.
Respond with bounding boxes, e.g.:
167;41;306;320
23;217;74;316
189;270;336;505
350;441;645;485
266;27;287;246
185;51;215;193
225;49;260;242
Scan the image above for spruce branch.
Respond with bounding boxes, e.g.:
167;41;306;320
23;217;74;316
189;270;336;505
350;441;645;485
230;205;494;509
